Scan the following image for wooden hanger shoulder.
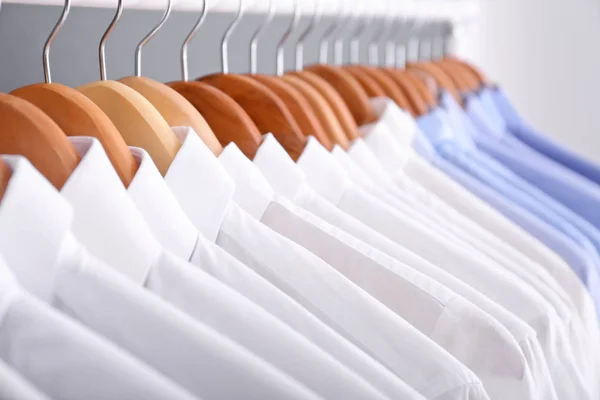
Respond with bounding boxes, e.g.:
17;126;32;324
342;66;386;97
401;71;439;109
0;93;80;189
348;65;415;114
407;63;462;105
289;71;359;140
435;61;478;93
78;80;180;176
120;76;223;156
381;69;432;115
168;80;262;159
282;74;350;150
445;58;489;88
249;74;332;150
199;73;307;161
305;64;378;126
11;82;137;187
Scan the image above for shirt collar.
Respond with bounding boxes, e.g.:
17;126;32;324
417;108;476;151
0;155;73;302
359;120;411;171
346;139;395;186
252;133;307;201
60;137;160;285
127;146;199;261
0;254;21;322
218;142;274;220
164;127;235;242
464;94;504;139
296;136;353;205
330;145;376;191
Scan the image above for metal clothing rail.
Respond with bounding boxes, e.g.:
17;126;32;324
1;0;480;21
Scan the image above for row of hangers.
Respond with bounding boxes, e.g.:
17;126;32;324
0;0;489;201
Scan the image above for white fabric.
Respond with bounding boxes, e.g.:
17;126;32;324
157;137;422;400
126;143;389;400
0;162;201;400
367;99;600;379
254;134;550;400
296;136;592;400
0;358;49;400
0;155;320;400
345;133;590;377
221;141;495;400
162;130;481;400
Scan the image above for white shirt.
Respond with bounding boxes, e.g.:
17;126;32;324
345;131;590;375
123;141;389;400
253;134;550;400
364;98;600;384
0;175;202;400
0;155;321;400
163;128;483;400
294;135;591;400
0;355;48;400
128;132;424;400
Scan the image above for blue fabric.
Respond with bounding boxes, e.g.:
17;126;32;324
492;88;600;187
461;91;600;231
414;107;600;309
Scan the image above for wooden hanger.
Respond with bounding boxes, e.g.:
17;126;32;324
0;159;12;201
169;80;263;159
434;61;478;93
444;57;489;88
242;2;331;150
196;0;307;161
350;65;416;114
343;66;386;98
289;71;360;141
118;0;223;156
380;69;430;116
401;70;438;109
438;59;483;92
251;75;332;150
78;0;180;176
304;64;378;126
0;93;80;189
283;75;351;149
407;62;462;105
10;0;137;187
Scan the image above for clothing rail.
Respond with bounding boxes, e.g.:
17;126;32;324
1;0;480;21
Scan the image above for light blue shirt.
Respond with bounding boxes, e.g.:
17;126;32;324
413;107;600;310
491;87;600;185
463;90;600;231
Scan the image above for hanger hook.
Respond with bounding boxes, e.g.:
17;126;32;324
349;3;372;65
332;4;358;66
395;18;415;68
250;0;276;74
221;0;245;74
99;0;123;80
318;0;342;64
135;0;173;77
181;0;207;81
275;0;301;76
295;0;320;72
384;12;403;67
43;0;71;83
368;0;394;66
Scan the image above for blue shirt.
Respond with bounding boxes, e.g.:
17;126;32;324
492;88;600;185
463;90;600;231
413;107;600;307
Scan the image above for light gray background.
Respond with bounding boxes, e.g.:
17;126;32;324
0;3;389;91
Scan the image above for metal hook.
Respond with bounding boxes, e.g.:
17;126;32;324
332;3;357;66
349;3;373;65
43;0;71;83
384;8;404;67
275;0;301;76
318;0;342;64
135;0;173;77
368;0;395;66
295;0;320;72
181;0;207;81
395;18;415;68
250;0;276;74
221;0;245;74
99;0;123;80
